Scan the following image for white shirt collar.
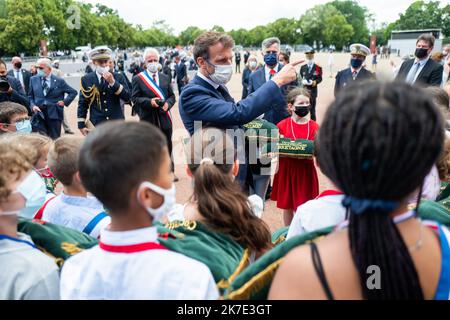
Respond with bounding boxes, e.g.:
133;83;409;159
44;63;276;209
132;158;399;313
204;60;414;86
415;56;429;66
197;71;220;89
265;64;279;74
100;226;158;246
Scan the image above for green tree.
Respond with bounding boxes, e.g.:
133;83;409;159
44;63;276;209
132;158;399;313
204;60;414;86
211;25;225;32
0;0;44;55
267;18;302;45
179;26;205;45
390;1;450;37
330;0;370;44
300;4;353;50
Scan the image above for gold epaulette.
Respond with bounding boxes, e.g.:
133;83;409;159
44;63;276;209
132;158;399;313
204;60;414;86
80;79;101;111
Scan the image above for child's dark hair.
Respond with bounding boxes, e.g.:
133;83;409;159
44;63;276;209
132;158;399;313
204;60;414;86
187;128;272;253
79;121;167;212
316;81;444;299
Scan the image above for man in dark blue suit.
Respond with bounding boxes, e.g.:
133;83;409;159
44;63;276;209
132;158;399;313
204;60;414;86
29;58;77;139
248;37;298;125
334;44;375;97
174;53;188;94
8;57;32;95
0;59;30;113
179;31;301;186
78;46;131;136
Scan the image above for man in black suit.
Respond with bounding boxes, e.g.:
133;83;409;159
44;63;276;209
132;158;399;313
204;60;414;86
299;49;322;121
0;59;30;113
7;56;32;95
396;33;443;87
174;53;187;94
132;48;177;177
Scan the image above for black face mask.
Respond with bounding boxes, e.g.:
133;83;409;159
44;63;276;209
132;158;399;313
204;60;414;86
415;48;428;59
294;105;310;118
14;62;22;69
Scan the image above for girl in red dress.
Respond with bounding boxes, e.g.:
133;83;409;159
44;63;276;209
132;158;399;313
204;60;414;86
271;88;319;226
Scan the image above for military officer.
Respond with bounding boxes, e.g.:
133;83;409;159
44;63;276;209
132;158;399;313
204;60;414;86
299;49;322;121
77;46;131;136
334;44;375;97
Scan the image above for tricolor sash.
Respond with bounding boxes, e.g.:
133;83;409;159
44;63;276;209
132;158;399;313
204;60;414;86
137;70;172;123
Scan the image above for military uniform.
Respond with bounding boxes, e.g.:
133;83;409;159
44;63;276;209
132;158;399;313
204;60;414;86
299;49;322;121
334;44;375;97
77;47;131;129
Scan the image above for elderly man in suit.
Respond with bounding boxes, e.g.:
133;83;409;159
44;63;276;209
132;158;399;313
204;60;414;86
8;56;32;95
396;33;444;87
179;31;301;187
132;47;177;178
0;59;30;112
29;58;77;139
334;44;375;97
248;37;298;125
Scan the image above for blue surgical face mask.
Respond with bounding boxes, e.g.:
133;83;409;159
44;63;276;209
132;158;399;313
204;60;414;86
350;58;363;69
264;52;278;67
15;119;32;134
16;171;47;219
37;70;46;77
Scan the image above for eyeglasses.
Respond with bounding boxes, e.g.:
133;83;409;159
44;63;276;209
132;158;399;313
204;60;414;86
37;67;45;70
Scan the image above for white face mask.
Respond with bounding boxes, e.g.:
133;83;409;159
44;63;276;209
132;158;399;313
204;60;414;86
207;61;233;85
138;181;176;222
16;171;47;219
249;61;257;69
96;66;109;75
147;62;159;74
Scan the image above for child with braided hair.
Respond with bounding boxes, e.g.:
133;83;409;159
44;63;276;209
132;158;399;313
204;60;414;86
270;81;450;300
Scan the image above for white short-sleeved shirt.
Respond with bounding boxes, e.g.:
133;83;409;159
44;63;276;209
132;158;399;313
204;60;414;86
167;195;264;222
41;193;110;238
0;233;60;300
60;226;219;300
287;191;346;240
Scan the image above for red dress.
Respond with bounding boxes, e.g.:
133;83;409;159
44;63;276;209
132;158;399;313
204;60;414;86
271;118;320;210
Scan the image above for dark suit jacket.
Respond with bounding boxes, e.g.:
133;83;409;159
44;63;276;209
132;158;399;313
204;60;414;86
396;58;444;87
300;63;323;97
334;67;375;97
7;68;32;94
0;75;30;113
29;74;77;121
248;64;298;124
179;74;286;135
175;62;187;85
131;72;176;131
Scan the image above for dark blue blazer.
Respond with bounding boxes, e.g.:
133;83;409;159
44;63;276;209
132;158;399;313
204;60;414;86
175;62;187;85
334;67;374;97
29;74;77;121
0;75;30;113
248;64;297;124
179;74;286;136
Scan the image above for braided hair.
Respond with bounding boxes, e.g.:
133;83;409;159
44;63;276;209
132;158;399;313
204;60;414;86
316;81;444;299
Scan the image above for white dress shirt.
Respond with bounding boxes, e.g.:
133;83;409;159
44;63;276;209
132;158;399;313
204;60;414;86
197;71;219;89
14;69;24;89
265;64;279;82
406;57;429;84
286;193;346;240
60;226;219;300
41;193;110;238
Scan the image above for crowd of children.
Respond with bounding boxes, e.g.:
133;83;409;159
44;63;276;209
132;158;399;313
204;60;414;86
1;78;450;300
